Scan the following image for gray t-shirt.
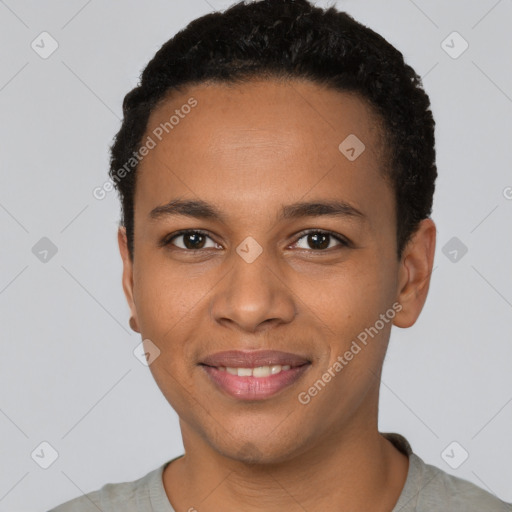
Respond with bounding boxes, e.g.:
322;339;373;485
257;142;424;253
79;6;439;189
48;433;511;511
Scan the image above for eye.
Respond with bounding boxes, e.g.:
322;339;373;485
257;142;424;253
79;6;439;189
292;230;350;251
162;230;221;251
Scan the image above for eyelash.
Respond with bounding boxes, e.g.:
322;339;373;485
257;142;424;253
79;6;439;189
160;229;351;252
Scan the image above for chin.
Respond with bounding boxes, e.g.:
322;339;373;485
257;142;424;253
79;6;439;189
211;432;306;466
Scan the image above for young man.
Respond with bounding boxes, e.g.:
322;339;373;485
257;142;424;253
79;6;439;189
50;0;511;510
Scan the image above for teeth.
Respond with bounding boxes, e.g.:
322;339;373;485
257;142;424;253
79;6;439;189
219;365;292;377
253;366;271;377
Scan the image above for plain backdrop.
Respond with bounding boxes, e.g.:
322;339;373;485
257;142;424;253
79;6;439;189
0;0;511;510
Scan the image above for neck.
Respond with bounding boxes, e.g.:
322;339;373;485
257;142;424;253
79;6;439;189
163;418;409;511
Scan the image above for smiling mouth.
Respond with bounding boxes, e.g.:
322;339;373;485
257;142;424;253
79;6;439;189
208;364;294;377
199;350;311;400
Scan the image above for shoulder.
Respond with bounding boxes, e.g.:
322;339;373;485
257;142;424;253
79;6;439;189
47;462;168;512
382;433;511;512
404;453;512;511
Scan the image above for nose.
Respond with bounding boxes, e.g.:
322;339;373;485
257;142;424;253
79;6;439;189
209;249;296;334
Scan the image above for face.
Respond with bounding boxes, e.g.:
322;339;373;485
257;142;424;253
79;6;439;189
118;79;435;463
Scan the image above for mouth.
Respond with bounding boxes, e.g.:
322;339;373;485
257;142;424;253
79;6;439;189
199;350;311;400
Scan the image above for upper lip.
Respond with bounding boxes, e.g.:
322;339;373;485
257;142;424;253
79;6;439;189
200;350;310;369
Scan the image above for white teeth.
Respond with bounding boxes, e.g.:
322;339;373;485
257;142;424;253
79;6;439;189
219;365;292;377
270;365;281;375
253;366;271;377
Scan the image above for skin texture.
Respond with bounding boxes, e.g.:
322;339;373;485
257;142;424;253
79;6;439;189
117;79;436;511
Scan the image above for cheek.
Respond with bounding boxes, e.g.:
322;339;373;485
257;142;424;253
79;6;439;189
302;254;396;364
298;275;393;420
133;260;197;332
301;260;388;326
135;270;201;410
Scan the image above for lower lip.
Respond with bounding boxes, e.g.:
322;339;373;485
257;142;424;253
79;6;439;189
201;364;311;401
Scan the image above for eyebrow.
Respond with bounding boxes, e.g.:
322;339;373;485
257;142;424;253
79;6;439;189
148;198;367;223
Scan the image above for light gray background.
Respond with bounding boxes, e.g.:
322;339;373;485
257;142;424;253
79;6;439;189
0;0;511;510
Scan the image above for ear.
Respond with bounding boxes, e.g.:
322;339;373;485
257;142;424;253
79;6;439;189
118;226;140;333
393;218;436;328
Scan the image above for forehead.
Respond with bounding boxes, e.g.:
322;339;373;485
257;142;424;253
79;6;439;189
144;78;385;160
135;79;392;229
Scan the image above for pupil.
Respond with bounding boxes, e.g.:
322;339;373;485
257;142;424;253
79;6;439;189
309;233;329;250
184;233;205;249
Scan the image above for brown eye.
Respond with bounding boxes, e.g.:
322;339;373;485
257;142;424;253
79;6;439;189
181;232;206;249
164;230;220;250
294;230;349;251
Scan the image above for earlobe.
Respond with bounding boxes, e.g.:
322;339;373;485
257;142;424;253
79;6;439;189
118;226;140;333
129;316;140;333
393;218;436;329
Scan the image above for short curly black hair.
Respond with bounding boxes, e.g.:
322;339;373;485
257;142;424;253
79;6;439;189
109;0;436;262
